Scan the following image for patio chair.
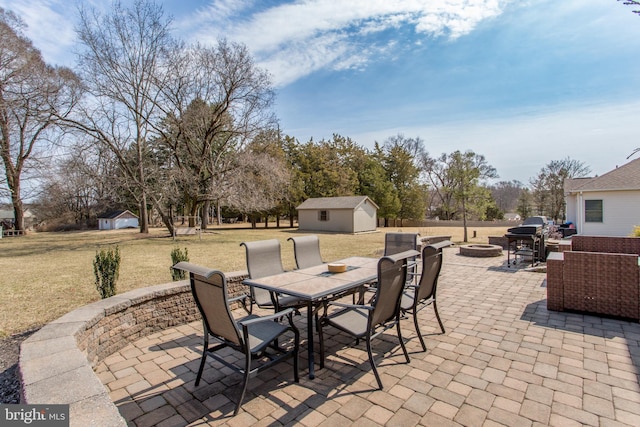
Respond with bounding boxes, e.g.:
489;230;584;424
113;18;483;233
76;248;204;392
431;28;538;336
400;240;451;351
288;235;324;269
317;250;415;390
172;262;300;416
240;239;305;312
384;232;420;283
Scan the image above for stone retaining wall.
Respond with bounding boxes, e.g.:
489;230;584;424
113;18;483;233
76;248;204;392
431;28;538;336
420;235;452;245
18;271;248;427
488;236;508;249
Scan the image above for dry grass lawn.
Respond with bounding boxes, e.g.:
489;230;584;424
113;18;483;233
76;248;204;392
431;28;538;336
0;223;508;337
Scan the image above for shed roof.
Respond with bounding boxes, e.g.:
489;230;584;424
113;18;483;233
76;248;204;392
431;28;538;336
0;208;35;219
98;209;139;219
565;157;640;193
296;196;379;210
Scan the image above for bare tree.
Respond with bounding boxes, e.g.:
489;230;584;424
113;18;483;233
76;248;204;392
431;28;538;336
154;40;277;229
516;187;532;219
36;141;120;227
66;2;277;236
0;8;81;231
530;158;590;222
448;151;498;242
618;0;640;15
423;150;497;240
65;0;175;233
227;148;290;228
423;152;457;220
490;180;525;214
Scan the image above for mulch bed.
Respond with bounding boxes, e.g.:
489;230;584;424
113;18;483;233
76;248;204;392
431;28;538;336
0;330;37;404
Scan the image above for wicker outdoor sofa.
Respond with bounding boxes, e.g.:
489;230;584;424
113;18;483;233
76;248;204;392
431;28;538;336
546;235;640;321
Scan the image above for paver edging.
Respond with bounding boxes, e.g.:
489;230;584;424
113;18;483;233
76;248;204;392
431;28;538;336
18;270;248;427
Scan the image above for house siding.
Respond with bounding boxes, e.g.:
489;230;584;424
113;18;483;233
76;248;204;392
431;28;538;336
297;196;378;233
353;202;377;233
299;209;353;232
98;210;139;230
567;190;640;236
114;218;139;229
565;195;577;227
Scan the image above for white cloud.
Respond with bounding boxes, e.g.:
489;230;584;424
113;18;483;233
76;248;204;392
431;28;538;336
357;13;409;36
0;0;77;66
185;0;512;86
1;0;512;82
258;33;352;85
173;0;251;31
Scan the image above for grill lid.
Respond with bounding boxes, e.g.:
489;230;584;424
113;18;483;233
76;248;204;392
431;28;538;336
507;225;542;235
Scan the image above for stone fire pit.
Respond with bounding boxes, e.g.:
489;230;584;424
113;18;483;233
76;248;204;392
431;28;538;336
459;244;503;257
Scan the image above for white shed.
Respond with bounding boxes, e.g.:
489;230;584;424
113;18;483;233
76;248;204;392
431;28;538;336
296;196;378;233
98;210;139;230
0;207;37;230
565;157;640;237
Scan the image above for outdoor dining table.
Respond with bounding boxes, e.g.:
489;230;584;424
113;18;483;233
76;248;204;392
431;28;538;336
242;256;381;379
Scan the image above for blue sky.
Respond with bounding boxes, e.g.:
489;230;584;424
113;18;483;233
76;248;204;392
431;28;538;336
2;0;640;184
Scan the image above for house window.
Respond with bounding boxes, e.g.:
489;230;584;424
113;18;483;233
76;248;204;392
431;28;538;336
585;199;603;222
318;210;329;221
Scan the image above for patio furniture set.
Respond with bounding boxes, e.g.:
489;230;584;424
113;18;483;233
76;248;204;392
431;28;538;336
173;233;452;415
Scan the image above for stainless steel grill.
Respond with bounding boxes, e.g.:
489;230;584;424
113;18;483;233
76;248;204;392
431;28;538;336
505;222;545;267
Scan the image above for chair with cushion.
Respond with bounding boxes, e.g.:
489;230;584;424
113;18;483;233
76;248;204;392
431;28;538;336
400;240;451;351
172;262;300;416
240;239;304;312
384;232;420;283
288;235;324;269
317;250;417;389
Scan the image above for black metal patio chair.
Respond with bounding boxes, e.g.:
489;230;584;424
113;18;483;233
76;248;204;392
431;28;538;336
384;232;420;283
172;261;300;416
317;250;417;389
400;240;451;351
288;235;324;269
240;239;305;312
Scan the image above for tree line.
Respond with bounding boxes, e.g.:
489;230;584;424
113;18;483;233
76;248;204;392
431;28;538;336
1;1;590;238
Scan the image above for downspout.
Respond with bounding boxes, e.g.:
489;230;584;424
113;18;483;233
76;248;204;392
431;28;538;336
577;191;584;234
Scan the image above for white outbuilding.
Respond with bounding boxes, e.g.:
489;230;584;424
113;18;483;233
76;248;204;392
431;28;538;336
98;210;139;230
296;196;378;233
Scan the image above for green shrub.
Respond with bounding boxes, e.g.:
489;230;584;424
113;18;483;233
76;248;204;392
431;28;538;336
170;247;189;281
632;226;640;237
93;246;121;299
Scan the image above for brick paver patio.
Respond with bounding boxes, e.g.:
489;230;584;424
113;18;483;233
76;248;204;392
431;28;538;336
96;248;640;426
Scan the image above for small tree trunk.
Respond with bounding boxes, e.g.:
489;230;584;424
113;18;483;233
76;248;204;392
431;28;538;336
462;197;468;242
139;196;149;233
201;200;210;229
189;203;199;227
216;203;222;225
11;189;25;231
159;211;175;236
289;206;295;228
